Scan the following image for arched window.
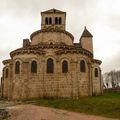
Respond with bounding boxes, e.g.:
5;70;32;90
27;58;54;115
55;17;58;24
47;58;54;73
62;60;68;73
59;17;62;24
50;42;53;45
15;61;20;74
45;17;48;25
80;60;86;72
49;17;52;24
31;61;37;73
95;68;98;77
5;68;8;78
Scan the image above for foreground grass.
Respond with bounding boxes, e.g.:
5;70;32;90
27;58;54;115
25;93;120;119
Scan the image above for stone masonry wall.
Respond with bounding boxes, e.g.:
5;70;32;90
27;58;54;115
9;51;92;100
31;32;73;45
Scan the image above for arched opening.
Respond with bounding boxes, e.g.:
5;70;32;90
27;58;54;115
95;68;98;77
49;17;52;24
55;17;58;24
59;17;62;24
47;58;54;73
45;17;48;25
5;68;8;78
15;61;20;74
80;60;86;72
31;61;37;73
50;42;53;45
62;60;68;73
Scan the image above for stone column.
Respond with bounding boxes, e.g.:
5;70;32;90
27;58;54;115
8;63;13;100
87;63;93;96
71;61;79;99
1;77;3;98
99;68;103;95
56;59;60;98
41;59;46;98
2;68;4;98
21;61;29;99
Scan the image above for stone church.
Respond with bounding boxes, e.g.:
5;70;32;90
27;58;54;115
1;9;102;100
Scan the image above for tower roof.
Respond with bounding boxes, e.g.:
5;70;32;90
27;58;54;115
81;27;93;37
41;8;66;14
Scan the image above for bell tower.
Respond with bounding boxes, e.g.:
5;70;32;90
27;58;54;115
41;8;66;30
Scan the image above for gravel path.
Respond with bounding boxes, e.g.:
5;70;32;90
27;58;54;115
7;104;119;120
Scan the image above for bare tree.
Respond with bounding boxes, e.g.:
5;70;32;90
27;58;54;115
103;70;120;88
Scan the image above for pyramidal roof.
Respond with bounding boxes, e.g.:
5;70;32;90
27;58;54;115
41;8;65;14
81;27;93;37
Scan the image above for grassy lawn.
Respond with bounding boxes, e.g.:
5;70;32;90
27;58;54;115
25;93;120;119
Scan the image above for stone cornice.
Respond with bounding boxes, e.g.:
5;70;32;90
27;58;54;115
41;11;66;14
2;59;11;65
10;43;93;58
35;43;75;49
30;29;74;41
55;48;93;58
92;59;102;65
10;48;45;58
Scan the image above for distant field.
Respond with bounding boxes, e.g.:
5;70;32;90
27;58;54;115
25;93;120;119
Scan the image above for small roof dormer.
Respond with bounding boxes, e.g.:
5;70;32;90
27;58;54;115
41;8;66;30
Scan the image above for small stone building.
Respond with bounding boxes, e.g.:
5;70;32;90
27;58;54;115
1;9;102;100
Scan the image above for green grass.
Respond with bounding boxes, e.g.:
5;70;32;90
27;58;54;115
25;93;120;119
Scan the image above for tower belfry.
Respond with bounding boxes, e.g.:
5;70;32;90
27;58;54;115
41;8;66;30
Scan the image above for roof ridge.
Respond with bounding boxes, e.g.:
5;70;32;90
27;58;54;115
41;8;65;13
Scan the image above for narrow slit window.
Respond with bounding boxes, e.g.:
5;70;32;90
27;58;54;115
95;68;98;77
80;60;86;72
59;17;62;24
47;58;54;73
55;17;58;24
5;68;8;78
62;60;68;73
49;17;52;24
15;61;20;74
31;61;37;73
45;17;48;25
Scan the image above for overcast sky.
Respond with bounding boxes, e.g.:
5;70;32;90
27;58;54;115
0;0;120;76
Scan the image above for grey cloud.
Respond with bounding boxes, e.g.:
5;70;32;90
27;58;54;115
105;16;120;31
0;0;97;18
0;0;99;37
102;52;120;73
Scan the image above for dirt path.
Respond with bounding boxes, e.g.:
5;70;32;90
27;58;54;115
7;104;119;120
